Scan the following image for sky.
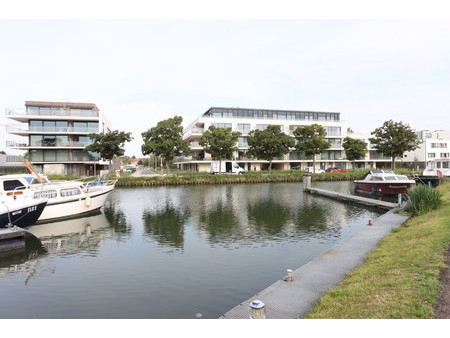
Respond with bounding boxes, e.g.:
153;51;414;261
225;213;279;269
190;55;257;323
1;1;450;158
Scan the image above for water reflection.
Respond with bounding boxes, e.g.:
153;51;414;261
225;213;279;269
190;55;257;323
104;200;131;239
143;203;189;250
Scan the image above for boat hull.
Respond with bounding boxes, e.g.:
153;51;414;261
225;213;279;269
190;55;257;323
37;185;114;223
0;200;47;228
355;182;414;195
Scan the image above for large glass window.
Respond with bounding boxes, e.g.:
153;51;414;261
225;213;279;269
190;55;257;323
56;150;69;161
30;150;44;161
87;122;99;132
43;120;56;132
44;150;56;162
211;123;232;129
29;120;42;131
30;135;42;147
43;135;56;147
56;135;68;146
237;124;250;134
56;121;68;132
238;137;248;147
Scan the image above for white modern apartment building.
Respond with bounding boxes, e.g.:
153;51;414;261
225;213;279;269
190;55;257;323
403;130;450;169
6;101;112;175
177;107;391;172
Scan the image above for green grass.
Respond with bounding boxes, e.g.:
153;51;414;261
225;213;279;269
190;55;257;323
404;184;443;216
304;182;450;319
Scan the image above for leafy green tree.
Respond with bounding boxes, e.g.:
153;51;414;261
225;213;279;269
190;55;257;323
141;116;189;173
293;124;331;173
369;120;420;169
86;130;133;170
199;125;241;172
247;125;294;173
343;137;367;169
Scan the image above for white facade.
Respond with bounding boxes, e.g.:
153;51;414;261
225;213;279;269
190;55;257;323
403;130;450;169
177;107;390;172
6;101;112;176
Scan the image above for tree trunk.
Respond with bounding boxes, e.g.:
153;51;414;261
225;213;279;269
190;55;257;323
391;157;396;170
269;159;273;174
312;155;316;173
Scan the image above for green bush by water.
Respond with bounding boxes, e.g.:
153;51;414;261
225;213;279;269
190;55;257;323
404;184;443;216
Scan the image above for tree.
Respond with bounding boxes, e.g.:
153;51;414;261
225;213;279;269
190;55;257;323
293;124;331;173
86;130;133;171
247;125;294;173
141;116;189;173
199;125;241;173
343;137;367;169
369;120;420;169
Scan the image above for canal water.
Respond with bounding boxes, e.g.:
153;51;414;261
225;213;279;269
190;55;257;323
0;181;383;319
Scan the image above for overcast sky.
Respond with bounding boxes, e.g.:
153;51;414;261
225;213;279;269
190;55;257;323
1;3;450;157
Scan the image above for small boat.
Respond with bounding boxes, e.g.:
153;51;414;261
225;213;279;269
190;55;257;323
0;199;47;228
354;170;416;195
0;173;116;223
413;158;449;187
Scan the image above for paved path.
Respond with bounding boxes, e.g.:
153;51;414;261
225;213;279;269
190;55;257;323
220;208;410;319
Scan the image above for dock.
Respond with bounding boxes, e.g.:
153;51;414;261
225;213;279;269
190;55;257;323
220;176;406;319
0;226;26;253
220;208;410;319
306;187;398;209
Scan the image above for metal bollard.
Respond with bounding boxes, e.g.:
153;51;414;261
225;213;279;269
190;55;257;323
398;193;402;206
284;269;294;282
249;300;265;319
303;175;311;191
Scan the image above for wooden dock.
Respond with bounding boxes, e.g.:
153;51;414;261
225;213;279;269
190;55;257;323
0;226;26;253
306;187;398;209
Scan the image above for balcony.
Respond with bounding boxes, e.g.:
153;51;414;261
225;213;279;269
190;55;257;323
7;140;92;149
7;125;99;134
6;107;99;118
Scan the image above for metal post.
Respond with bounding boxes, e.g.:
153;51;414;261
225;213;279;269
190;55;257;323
249;300;265;319
398;193;402;206
303;175;311;191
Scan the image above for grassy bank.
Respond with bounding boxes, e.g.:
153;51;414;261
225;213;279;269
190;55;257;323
304;181;450;319
114;169;387;187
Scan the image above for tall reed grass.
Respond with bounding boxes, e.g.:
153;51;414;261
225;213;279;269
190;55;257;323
404;184;443;216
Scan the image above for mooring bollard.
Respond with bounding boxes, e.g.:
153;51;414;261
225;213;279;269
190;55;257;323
249;300;265;319
398;194;402;206
284;269;294;282
303;175;311;191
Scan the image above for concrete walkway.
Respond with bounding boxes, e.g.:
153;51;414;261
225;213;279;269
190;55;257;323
220;208;410;319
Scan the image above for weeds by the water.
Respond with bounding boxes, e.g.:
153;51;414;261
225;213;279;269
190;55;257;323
404;184;443;216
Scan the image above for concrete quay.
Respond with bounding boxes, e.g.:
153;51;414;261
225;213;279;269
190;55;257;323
220;208;410;319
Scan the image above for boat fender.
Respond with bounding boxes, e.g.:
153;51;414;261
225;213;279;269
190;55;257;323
85;194;91;207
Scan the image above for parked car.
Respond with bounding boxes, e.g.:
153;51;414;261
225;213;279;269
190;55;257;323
304;167;325;174
325;167;347;173
290;163;301;170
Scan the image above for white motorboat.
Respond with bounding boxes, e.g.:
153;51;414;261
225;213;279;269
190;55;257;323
0;173;116;223
413;158;449;187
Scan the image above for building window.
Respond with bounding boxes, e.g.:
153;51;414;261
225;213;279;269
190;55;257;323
325;126;341;136
211;123;232;129
428;153;436;158
431;143;447;148
238;137;248;147
441;153;449;158
236;124;250;134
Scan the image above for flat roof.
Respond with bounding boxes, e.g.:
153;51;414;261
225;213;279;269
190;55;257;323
204;106;340;115
25;101;99;110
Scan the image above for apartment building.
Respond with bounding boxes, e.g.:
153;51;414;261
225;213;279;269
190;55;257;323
6;101;112;175
177;107;390;172
403;130;450;169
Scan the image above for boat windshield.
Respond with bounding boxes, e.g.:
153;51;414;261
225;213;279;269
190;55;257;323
396;175;409;180
384;176;397;181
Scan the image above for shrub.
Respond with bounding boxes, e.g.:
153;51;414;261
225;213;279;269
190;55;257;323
404;184;443;216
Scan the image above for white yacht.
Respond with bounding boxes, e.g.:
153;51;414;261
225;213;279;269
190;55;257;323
0;173;116;223
422;158;450;178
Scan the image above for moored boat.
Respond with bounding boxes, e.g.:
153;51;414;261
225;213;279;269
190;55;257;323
354;170;416;195
413;158;449;187
0;199;47;228
0;173;116;223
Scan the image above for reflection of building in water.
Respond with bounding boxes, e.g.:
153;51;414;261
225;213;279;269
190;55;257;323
27;212;110;254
